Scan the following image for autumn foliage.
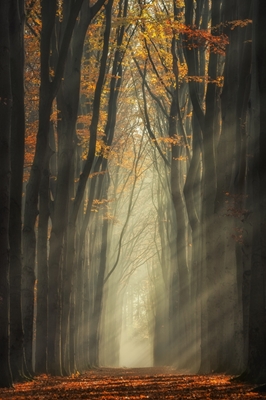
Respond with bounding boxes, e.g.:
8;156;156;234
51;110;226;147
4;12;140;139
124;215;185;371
0;368;265;400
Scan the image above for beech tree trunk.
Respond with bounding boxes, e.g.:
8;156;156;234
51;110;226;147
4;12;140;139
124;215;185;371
22;0;86;374
0;0;13;388
247;0;266;383
9;0;26;381
47;1;89;375
88;187;109;367
35;161;50;373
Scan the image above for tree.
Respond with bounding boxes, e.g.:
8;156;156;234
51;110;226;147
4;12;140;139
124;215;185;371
9;0;27;381
3;0;266;384
0;0;13;388
246;0;266;383
22;0;106;375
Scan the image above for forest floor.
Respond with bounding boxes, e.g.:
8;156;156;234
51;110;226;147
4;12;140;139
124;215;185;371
0;367;266;399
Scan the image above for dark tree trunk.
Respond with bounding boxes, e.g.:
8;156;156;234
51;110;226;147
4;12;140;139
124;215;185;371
231;0;252;373
185;0;222;373
236;25;252;367
22;0;56;373
35;161;50;374
153;270;169;366
0;0;13;388
9;0;26;381
22;0;87;374
60;0;113;372
49;2;91;375
168;29;190;368
183;116;202;371
88;180;110;367
246;0;266;383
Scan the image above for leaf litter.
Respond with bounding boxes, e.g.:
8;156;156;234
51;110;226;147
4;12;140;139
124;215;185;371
0;367;265;399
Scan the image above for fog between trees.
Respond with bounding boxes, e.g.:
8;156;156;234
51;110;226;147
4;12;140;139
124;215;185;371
0;0;266;388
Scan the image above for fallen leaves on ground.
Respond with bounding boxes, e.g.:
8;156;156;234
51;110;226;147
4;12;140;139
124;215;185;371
0;367;265;399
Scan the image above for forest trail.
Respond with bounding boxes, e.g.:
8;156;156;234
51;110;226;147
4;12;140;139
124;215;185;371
0;367;265;399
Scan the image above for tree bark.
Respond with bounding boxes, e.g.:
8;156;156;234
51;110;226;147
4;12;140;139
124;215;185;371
168;31;190;368
246;0;266;382
9;0;27;381
88;174;110;366
59;0;114;372
22;0;86;374
35;161;50;373
47;1;89;375
0;0;13;388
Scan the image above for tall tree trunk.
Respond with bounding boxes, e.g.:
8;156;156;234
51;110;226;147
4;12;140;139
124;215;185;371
22;0;56;373
35;161;50;373
199;0;222;373
60;0;114;372
183;116;202;372
9;0;26;381
231;0;252;373
246;0;266;383
47;12;87;375
88;178;110;366
153;263;169;366
0;0;13;387
22;0;87;374
235;19;252;373
183;0;207;371
168;27;190;368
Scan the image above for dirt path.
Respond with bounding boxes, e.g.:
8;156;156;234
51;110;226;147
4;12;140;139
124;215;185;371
0;367;265;399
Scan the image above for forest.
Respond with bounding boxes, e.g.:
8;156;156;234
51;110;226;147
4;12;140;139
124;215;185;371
0;0;266;390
